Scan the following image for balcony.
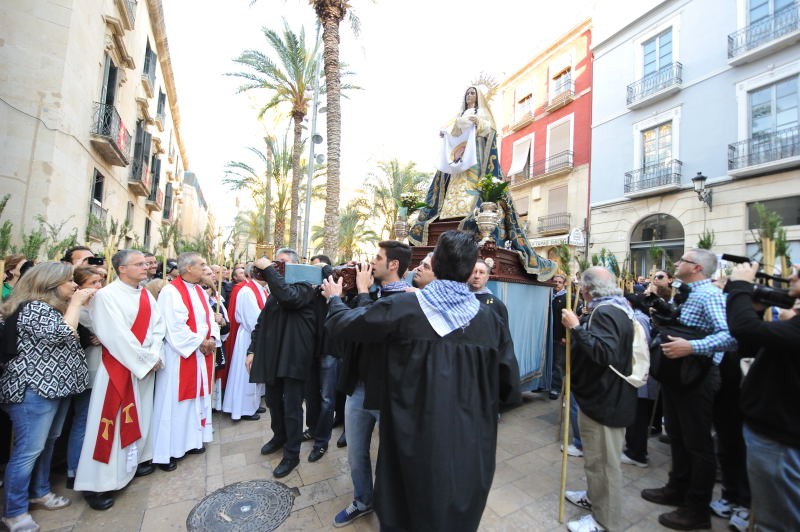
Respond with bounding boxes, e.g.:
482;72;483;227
624;159;683;198
728;2;800;65
146;187;163;212
154;109;165;132
129;159;151;197
728;125;800;177
114;0;137;30
538;212;571;236
89;102;131;166
545;83;574;113
141;54;156;98
626;62;683;109
162;193;173;222
167;143;176;163
533;150;574;180
87;201;108;241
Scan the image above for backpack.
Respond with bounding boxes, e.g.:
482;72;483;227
588;302;650;388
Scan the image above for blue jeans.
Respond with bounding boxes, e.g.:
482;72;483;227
345;383;379;510
313;355;338;448
67;388;91;477
743;424;800;531
570;394;582;449
2;388;69;518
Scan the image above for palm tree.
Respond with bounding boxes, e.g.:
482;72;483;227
229;20;318;250
363;159;429;239
311;198;379;263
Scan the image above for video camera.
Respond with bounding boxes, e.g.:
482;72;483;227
266;260;358;293
642;281;691;326
722;253;795;309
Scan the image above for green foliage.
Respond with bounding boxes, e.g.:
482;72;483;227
36;215;78;260
555;243;571;276
0;194;13;257
696;228;715;250
648;244;665;262
20;227;47;261
576;256;591;273
752;203;782;241
475;174;508;203
363;159;428;239
311;199;379;263
591;248;620;277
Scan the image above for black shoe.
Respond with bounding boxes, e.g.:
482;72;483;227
261;439;285;455
548;391;560;400
237;414;261;421
336;432;347;448
308;446;327;463
641;486;684;506
158;459;177;472
657;507;711;530
302;429;313;441
66;476;75;490
135;461;156;477
186;446;206;455
273;457;300;478
84;491;114;511
256;407;266;414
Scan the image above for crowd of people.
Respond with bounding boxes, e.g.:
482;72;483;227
0;236;797;532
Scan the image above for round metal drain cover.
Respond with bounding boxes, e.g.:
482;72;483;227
187;480;295;531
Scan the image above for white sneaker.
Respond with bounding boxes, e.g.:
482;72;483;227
729;508;750;532
561;444;584;457
620;451;649;468
709;497;734;518
565;490;592;510
567;513;605;532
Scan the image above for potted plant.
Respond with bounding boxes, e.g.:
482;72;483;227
397;192;427;219
475;174;509;207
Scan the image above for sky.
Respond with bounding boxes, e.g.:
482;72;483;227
161;0;652;235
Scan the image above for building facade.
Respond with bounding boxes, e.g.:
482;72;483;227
590;0;800;275
496;20;593;269
0;0;208;256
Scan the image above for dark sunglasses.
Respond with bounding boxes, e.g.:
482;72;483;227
654;274;667;280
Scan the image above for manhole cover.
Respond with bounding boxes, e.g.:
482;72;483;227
187;480;295;531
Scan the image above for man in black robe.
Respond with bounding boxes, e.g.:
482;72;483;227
322;230;519;532
246;248;326;478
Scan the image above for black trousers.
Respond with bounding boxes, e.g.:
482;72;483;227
551;341;565;393
713;354;751;508
662;364;720;511
266;377;306;460
625;398;655;462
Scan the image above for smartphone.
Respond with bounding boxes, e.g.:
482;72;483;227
87;256;105;265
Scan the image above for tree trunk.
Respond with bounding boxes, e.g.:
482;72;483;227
289;115;303;251
274;216;285;248
264;137;274;246
318;8;343;258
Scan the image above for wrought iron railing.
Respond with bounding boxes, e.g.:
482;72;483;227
90;102;131;158
130;159;151;190
531;150;574;177
728;125;800;170
547;79;575;108
624;159;683;194
142;51;156;91
626;62;683;105
538;212;571;234
728;2;800;58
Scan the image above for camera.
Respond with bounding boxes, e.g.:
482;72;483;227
87;256;105;266
721;253;795;309
642;282;691;326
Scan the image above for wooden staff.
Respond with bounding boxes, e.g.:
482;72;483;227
762;237;774;322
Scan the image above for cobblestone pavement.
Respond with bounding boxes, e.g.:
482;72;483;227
9;393;731;531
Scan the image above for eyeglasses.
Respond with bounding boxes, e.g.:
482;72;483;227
654;274;666;280
122;262;149;268
677;257;699;266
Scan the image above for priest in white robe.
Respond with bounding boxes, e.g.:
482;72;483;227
150;252;217;470
74;250;165;511
222;269;267;421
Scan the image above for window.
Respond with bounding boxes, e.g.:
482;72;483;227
164;183;173;219
516;195;529;215
749;0;794;24
157;89;166;118
100;55;118;106
143;218;151;249
548;186;568;215
126;201;134;226
747;196;800;228
132;120;152;182
515;93;533;122
629;213;685;276
643;28;673;77
750;75;799;137
642;122;673;166
548;119;572;158
550;69;572;99
508;135;533;181
91;170;104;204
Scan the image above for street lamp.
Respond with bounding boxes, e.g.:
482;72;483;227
691;171;712;211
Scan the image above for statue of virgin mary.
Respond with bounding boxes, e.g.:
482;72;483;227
409;86;556;280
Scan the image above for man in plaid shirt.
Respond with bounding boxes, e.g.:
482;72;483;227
641;248;737;530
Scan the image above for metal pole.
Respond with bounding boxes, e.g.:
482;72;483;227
301;29;323;261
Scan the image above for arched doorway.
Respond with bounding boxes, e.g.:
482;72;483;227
629;213;684;277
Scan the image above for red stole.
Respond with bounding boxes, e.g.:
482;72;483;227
220;280;265;389
93;288;150;463
170;277;213;403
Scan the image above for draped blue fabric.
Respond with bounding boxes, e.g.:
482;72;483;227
409;131;557;281
488;280;552;390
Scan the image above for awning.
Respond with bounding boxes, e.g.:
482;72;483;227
507;137;532;176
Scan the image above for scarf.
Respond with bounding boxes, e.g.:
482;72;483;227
378;279;410;297
416;279;480;337
588;295;633;319
552;288;566;299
